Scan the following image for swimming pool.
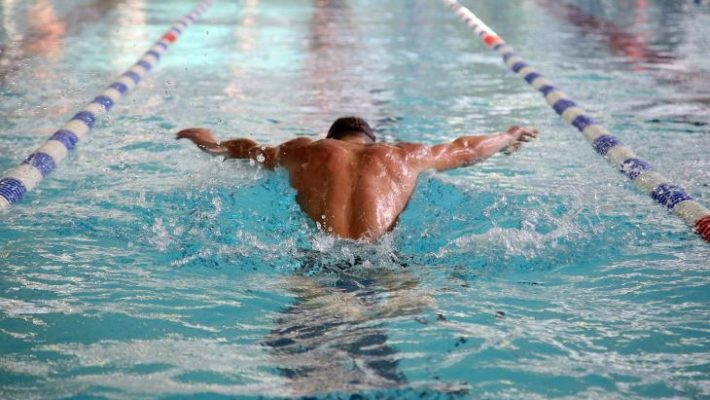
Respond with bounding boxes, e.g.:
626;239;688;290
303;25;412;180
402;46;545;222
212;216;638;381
1;0;709;398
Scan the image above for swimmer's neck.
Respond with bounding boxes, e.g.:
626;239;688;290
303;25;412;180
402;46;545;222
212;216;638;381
333;133;375;145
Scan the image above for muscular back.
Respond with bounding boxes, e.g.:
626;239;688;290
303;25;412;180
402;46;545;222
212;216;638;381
281;139;429;240
176;125;537;242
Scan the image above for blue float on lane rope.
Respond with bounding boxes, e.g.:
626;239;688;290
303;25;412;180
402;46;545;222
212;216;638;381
0;0;216;211
441;0;710;243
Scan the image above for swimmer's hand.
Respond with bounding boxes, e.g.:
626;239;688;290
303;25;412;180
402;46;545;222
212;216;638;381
176;128;220;150
502;126;538;155
176;128;279;167
176;127;242;157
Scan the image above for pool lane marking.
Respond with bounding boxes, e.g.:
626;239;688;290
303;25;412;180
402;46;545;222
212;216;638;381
441;0;710;243
0;0;216;211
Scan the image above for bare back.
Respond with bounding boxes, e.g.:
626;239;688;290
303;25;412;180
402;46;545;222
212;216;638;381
176;125;537;242
281;139;429;241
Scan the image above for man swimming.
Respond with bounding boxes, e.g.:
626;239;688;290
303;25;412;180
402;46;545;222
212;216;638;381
177;117;538;242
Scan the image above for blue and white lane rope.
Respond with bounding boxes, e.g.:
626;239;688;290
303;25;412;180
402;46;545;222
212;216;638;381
441;0;710;242
0;0;216;211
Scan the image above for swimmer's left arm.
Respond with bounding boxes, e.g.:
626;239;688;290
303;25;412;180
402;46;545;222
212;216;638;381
429;126;538;171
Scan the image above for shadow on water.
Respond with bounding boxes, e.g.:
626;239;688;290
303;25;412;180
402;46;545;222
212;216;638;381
262;244;470;398
0;157;682;397
125;169;656;394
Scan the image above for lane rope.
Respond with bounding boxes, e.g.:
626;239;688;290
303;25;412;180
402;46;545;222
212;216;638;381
0;0;216;211
441;0;710;242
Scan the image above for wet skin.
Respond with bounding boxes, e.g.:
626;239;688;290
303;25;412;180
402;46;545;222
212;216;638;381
176;125;538;241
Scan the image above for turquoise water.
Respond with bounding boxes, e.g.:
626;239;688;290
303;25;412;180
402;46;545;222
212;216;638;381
1;0;709;398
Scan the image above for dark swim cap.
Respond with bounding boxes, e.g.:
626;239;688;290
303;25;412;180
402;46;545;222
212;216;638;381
326;116;376;142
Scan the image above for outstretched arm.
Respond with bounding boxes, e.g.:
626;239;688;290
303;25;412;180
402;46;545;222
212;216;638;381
429;126;538;171
176;127;310;170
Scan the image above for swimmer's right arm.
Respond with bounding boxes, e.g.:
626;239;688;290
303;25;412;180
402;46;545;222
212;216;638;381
176;128;311;169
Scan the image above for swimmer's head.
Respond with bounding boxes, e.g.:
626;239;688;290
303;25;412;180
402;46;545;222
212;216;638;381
326;116;376;143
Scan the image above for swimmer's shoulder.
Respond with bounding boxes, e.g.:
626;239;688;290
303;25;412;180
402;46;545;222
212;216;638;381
278;137;313;154
275;137;314;164
301;139;354;163
394;141;433;159
395;141;429;152
281;137;313;149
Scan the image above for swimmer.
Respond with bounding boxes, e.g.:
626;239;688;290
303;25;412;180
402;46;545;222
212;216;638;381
177;117;538;241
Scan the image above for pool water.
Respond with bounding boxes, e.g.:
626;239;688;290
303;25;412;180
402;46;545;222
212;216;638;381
1;0;709;398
